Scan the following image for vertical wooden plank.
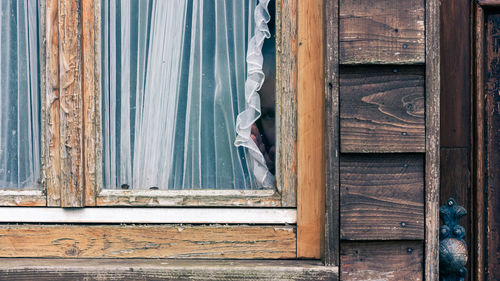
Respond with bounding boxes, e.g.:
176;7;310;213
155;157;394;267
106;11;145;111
425;0;440;279
82;0;99;206
440;0;471;148
325;0;340;266
44;0;61;206
59;0;84;207
485;12;500;281
276;0;298;207
297;0;325;259
473;5;485;281
439;0;472;279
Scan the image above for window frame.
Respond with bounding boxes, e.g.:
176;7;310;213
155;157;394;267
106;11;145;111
78;0;297;208
0;0;328;262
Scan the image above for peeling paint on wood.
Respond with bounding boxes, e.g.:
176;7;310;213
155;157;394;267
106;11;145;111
276;0;298;207
59;0;84;207
44;0;61;206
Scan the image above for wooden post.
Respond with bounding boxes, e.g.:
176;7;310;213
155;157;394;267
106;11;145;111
425;0;440;279
59;0;84;207
297;0;325;259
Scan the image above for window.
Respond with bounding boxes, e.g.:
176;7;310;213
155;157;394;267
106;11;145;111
100;0;275;191
0;0;326;264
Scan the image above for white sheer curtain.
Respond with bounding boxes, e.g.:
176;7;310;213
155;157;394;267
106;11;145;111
102;0;272;190
0;0;41;189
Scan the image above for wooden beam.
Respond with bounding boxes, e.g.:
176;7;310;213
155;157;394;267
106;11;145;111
0;259;338;280
325;0;340;267
297;0;325;259
0;225;296;259
0;208;296;224
473;5;486;281
44;0;61;206
424;0;440;279
276;0;298;207
59;0;84;207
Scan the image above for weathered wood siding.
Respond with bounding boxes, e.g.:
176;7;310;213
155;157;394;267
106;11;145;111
327;0;439;279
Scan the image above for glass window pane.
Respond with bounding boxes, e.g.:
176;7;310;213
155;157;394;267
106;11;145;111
102;0;275;190
0;0;41;189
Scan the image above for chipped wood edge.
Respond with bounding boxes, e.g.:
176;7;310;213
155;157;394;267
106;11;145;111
59;0;84;207
39;0;48;203
0;190;46;207
96;189;282;207
44;0;61;206
276;0;298;207
324;0;340;267
425;0;441;279
82;0;100;206
0;259;338;280
297;0;325;259
473;4;485;281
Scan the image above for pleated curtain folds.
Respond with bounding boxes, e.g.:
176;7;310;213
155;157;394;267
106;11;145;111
0;0;41;189
102;0;272;190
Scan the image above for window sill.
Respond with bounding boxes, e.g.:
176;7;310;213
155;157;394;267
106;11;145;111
0;259;338;280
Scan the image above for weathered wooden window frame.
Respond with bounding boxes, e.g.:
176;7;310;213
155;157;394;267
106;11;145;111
55;0;298;208
0;0;328;263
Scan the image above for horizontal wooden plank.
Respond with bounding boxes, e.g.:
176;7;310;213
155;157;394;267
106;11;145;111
341;241;423;281
0;225;296;259
0;190;46;207
0;208;296;224
0;259;337;281
340;66;425;152
96;189;281;207
340;154;424;240
340;0;425;64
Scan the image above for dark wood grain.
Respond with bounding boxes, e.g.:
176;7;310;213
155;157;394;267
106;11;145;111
0;259;338;281
440;0;471;148
486;13;500;281
340;66;425;153
324;0;340;266
341;241;423;281
340;154;424;240
339;0;425;64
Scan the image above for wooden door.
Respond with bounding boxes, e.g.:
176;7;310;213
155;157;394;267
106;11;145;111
443;1;500;280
